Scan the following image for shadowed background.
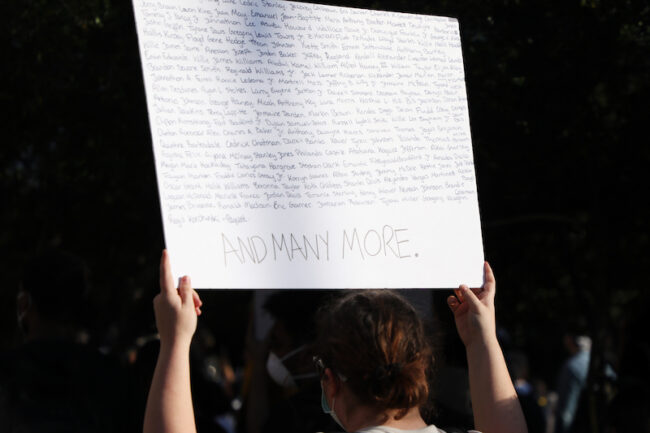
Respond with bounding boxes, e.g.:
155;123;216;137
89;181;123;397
1;0;648;429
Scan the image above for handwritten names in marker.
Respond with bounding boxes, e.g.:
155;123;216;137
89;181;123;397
134;0;476;229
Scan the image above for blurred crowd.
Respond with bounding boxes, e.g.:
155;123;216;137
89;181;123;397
0;250;647;432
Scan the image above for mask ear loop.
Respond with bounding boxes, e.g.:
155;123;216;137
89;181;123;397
292;371;318;380
279;344;307;362
320;374;345;430
281;345;318;380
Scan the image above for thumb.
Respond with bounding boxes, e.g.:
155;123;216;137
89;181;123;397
178;276;193;306
459;285;482;311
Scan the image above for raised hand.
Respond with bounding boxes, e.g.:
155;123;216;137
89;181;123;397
447;261;497;349
447;262;528;433
144;250;202;433
154;249;203;349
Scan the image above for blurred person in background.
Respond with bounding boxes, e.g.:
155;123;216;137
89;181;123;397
240;290;338;433
0;249;139;432
554;334;591;433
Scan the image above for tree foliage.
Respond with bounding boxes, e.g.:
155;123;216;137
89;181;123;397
1;0;648;406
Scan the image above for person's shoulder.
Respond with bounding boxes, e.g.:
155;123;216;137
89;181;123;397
355;425;458;433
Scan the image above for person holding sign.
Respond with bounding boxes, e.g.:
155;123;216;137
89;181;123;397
144;251;527;433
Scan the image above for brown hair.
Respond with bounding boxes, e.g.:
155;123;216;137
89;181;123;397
315;290;432;419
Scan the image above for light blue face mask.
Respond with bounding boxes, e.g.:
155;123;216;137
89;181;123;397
321;381;345;430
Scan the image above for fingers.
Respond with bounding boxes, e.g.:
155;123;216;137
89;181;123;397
483;261;496;299
459;285;482;310
454;286;466;303
158;250;201;317
178;275;193;306
193;290;203;316
447;294;461;313
178;277;203;316
448;289;469;316
159;250;176;296
447;294;459;311
452;261;496;313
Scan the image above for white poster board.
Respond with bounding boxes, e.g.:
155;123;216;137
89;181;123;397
132;0;484;288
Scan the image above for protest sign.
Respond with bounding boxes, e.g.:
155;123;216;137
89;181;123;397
132;0;484;288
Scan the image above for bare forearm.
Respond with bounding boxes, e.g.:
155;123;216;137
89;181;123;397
466;337;527;433
144;342;197;433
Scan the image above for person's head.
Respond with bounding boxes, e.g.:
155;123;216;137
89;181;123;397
263;290;327;388
264;290;325;353
18;249;89;340
315;290;432;431
563;334;591;355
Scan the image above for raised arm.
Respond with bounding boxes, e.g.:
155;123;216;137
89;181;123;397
143;250;203;433
447;262;528;433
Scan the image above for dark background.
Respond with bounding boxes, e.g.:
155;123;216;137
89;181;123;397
1;0;649;428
